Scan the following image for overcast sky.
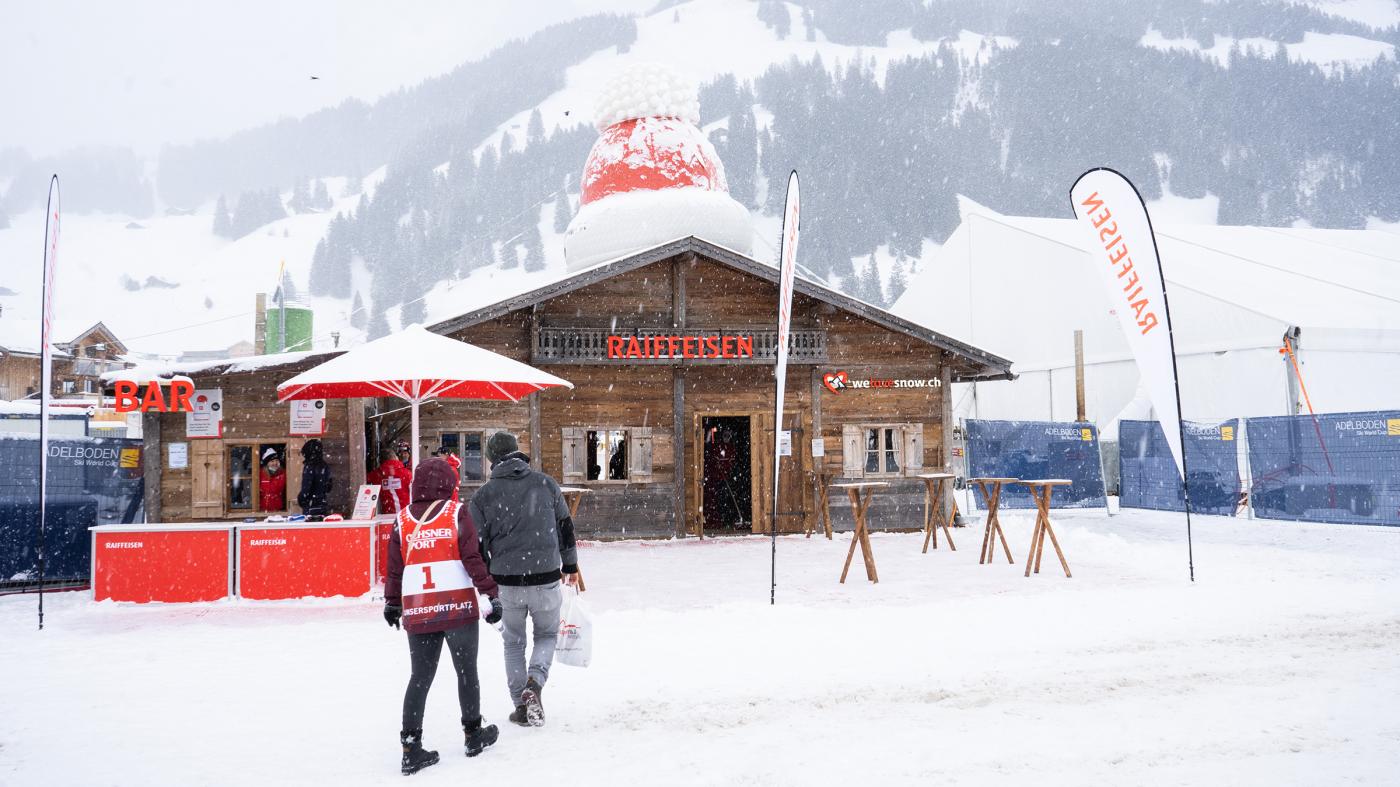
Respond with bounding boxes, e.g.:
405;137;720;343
0;0;652;158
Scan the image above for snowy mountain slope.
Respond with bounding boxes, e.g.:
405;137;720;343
0;174;380;358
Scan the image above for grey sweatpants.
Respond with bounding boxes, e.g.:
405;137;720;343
499;582;562;704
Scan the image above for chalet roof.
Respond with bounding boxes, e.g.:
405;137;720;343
428;236;1013;382
101;349;341;386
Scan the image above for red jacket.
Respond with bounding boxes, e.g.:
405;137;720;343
370;459;412;513
260;468;287;512
443;453;462;502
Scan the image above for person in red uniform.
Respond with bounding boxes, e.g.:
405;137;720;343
258;448;287;512
368;448;412;514
438;445;463;503
384;458;502;775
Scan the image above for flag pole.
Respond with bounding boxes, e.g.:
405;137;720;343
37;174;61;629
770;171;800;605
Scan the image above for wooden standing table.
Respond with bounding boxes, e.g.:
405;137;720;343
833;481;887;583
559;486;592;591
915;472;957;553
969;477;1018;565
1019;480;1073;578
807;472;834;540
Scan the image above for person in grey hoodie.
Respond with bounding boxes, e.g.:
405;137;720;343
468;431;579;728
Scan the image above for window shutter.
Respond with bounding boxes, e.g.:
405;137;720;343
562;427;584;483
191;440;224;518
628;426;654;483
841;424;862;479
903;423;924;474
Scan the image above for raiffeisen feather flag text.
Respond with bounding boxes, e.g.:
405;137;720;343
771;170;799;605
1070;168;1195;581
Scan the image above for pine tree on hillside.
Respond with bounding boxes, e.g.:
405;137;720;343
308;239;332;296
552;190;572;234
522;220;545;272
212;194;232;237
367;310;390;340
350;291;367;329
853;255;883;305
885;259;909;305
500;239;521;269
527;109;546;146
312;180;331;210
290;178;310;213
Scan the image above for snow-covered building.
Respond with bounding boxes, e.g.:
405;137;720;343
0;320;130;402
892;198;1400;433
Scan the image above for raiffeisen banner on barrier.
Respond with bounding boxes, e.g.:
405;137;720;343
1070;169;1186;481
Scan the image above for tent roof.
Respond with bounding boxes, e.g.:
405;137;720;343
918;198;1400;335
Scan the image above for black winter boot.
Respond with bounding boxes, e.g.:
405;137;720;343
521;677;545;727
463;717;499;757
508;705;530;727
400;729;439;775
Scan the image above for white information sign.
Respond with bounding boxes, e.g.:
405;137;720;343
811;437;825;458
290;399;327;436
168;442;189;469
351;484;381;520
778;430;792;457
185;388;223;438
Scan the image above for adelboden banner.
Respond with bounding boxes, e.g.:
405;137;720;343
1069;169;1185;480
770;170;799;604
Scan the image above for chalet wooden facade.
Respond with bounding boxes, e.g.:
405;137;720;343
134;354;367;523
1;321;130;401
423;237;1012;537
135;238;1011;535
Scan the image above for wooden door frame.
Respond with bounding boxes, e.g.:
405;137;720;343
695;410;761;534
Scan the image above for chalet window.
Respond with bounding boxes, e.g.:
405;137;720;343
562;426;653;484
842;423;924;479
61;381;75;394
83;379;94;394
226;442;291;514
437;429;495;482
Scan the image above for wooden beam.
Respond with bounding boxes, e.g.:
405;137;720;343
347;398;367;489
941;355;954;523
673;368;686;537
530;305;543;470
1074;329;1086;422
143;412;161;523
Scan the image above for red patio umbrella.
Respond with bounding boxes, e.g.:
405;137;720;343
276;325;572;468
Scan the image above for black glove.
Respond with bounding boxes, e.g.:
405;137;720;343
383;604;402;629
484;597;502;626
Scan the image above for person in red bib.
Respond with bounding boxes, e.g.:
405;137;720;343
368;448;412;514
384;458;503;775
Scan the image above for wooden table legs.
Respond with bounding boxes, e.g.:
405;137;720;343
1025;486;1071;578
564;491;588;592
921;478;957;553
839;488;878;584
975;481;1014;565
809;479;833;540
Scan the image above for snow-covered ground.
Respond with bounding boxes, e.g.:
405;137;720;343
2;507;1398;785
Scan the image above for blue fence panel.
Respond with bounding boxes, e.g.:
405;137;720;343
1119;420;1241;516
0;435;145;583
965;420;1107;509
1245;411;1400;527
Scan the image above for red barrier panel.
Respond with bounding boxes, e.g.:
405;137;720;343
374;518;395;584
91;525;233;603
238;523;374;600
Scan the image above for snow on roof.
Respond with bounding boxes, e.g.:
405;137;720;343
928;197;1400;335
0;318;105;356
103;349;338;384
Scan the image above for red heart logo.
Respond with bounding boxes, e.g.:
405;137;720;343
822;371;848;393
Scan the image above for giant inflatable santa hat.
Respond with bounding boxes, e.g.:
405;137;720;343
564;63;753;271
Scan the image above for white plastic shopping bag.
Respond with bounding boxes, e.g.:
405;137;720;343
555;585;592;668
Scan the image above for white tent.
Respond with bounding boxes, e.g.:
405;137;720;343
892;197;1400;435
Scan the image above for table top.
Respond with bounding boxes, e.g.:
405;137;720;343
559;486;594;495
968;477;1019;483
239;520;380;530
914;472;955;480
831;481;889;489
1020;479;1073;486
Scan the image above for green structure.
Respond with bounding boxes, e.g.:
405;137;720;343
264;301;314;353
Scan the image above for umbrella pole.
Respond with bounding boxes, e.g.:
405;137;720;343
410;397;421;471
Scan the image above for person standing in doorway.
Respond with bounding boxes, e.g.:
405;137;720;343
469;431;579;728
385;458;503;774
297;439;333;519
369;447;412;514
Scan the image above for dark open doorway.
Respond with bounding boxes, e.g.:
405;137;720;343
702;416;752;531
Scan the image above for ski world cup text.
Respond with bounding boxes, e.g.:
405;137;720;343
112;380;196;413
1079;191;1160;335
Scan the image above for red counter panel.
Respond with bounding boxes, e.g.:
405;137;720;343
92;526;233;603
238;523;374;600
